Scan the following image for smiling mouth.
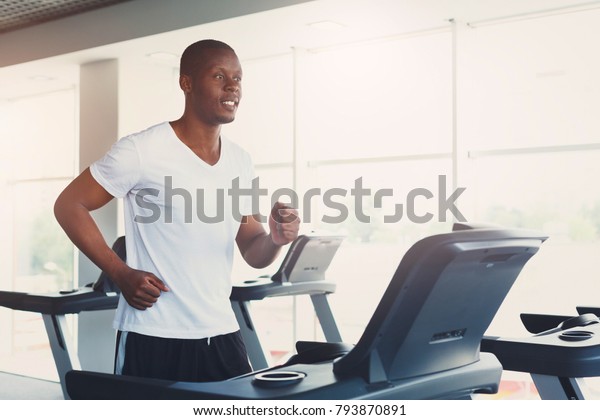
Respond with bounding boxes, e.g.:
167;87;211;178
222;100;237;107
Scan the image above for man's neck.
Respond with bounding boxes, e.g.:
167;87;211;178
169;118;222;165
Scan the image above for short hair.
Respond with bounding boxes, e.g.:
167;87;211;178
179;39;235;76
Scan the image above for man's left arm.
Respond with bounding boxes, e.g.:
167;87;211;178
236;202;300;269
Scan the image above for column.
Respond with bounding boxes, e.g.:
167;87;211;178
77;59;119;373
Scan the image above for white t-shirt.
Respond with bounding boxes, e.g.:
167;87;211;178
90;122;255;339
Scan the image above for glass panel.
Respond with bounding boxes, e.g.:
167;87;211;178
469;151;600;337
461;8;600;150
2;90;76;179
13;180;74;293
305;159;454;342
461;7;600;401
222;54;294;165
0;179;74;382
302;31;452;160
0;89;76;381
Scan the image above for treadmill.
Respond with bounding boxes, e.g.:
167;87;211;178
0;233;345;398
482;307;600;399
65;225;548;400
0;236;124;399
230;232;345;369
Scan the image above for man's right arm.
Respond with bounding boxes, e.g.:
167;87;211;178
54;168;168;310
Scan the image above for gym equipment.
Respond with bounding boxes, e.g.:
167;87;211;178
0;236;125;399
65;225;547;400
231;233;345;369
0;233;344;397
482;306;600;399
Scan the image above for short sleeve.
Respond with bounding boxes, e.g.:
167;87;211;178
89;136;141;198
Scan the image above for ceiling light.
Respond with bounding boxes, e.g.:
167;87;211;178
146;51;179;61
307;20;346;31
29;75;54;82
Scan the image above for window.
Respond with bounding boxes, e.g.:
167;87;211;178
0;89;77;381
461;8;600;337
460;9;600;399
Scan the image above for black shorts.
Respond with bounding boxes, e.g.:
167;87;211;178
114;330;252;382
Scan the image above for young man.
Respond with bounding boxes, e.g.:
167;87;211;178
54;39;300;382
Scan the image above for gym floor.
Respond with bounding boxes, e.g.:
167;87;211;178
0;371;62;400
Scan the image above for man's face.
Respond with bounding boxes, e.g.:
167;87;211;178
182;48;243;126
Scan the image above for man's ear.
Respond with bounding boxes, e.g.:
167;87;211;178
179;74;192;93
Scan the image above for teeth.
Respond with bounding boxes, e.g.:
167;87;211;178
223;101;235;106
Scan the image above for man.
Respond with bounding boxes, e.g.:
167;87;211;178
54;39;300;382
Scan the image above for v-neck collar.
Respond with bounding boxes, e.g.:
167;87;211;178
165;122;224;168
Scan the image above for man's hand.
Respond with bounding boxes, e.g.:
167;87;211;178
236;202;301;268
269;202;300;246
114;267;169;310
